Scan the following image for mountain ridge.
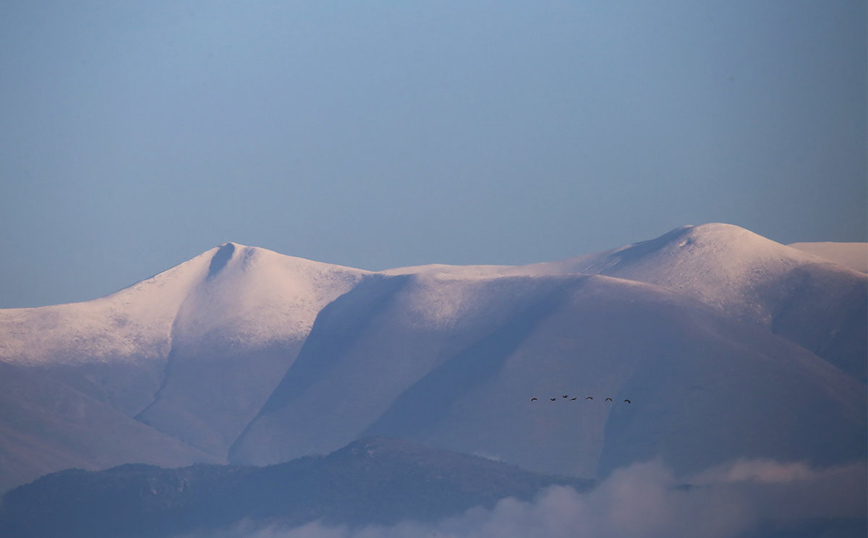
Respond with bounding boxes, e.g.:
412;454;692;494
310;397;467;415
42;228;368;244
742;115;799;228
0;435;593;538
1;223;864;368
0;223;864;494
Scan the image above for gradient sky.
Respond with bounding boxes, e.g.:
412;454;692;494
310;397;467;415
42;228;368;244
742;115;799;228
1;0;865;308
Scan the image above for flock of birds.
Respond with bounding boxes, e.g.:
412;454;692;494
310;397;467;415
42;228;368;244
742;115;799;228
531;395;631;403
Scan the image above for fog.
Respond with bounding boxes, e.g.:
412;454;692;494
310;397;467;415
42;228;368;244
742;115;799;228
183;458;866;538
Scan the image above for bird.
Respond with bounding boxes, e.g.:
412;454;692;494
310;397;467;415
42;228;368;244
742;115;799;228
570;397;577;401
605;397;613;402
562;395;568;399
530;397;538;401
585;396;593;400
624;399;631;404
550;398;556;401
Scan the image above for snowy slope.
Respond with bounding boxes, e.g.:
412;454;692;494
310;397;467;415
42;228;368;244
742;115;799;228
230;273;582;465
164;243;369;352
788;242;868;273
232;272;866;479
0;242;369;488
0;242;368;366
517;223;860;320
134;243;369;455
0;248;211;366
516;224;867;380
375;224;867;381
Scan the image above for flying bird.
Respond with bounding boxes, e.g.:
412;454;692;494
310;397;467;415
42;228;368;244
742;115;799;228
624;399;631;404
605;397;613;402
530;398;538;401
570;397;577;401
550;398;556;401
562;395;568;399
585;396;593;400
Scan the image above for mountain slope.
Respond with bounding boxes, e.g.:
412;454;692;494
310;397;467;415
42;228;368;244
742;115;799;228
230;273;581;465
0;436;592;538
233;273;865;478
788;242;868;273
0;361;219;494
0;243;368;490
133;243;368;455
517;224;867;380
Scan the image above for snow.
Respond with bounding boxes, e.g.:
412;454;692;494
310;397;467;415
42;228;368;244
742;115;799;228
0;248;213;365
0;243;368;365
1;224;864;365
383;263;513;278
0;224;865;494
519;223;867;325
168;244;368;352
232;267;866;479
788;241;868;273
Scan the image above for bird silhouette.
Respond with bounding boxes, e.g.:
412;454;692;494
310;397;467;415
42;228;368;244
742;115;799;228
585;396;593;400
530;397;538;401
605;397;613;402
550;398;556;401
562;395;568;399
624;399;631;404
570;397;577;401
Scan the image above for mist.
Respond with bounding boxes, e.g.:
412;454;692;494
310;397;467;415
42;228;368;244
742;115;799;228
182;458;867;538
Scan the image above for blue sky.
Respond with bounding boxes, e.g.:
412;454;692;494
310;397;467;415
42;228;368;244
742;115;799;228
1;0;865;307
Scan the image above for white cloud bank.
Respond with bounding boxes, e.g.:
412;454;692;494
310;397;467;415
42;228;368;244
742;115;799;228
188;459;867;538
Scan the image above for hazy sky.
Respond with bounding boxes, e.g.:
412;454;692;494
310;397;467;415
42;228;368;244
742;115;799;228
1;0;865;308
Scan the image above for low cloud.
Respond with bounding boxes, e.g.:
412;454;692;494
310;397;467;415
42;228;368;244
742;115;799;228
187;459;867;538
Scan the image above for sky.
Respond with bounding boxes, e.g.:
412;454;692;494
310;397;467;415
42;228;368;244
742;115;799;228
0;0;865;308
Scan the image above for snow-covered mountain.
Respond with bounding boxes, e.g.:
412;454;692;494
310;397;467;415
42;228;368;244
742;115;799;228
0;223;864;494
232;271;864;479
0;243;368;490
0;242;368;366
511;224;867;381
